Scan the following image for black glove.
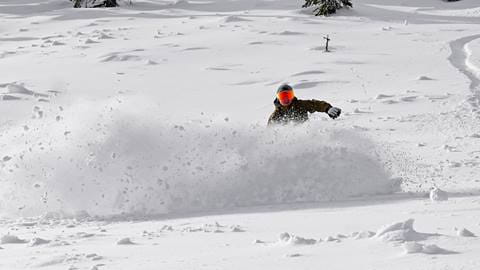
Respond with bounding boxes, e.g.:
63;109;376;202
327;107;341;119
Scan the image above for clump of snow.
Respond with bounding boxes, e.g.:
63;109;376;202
375;94;395;99
160;225;174;232
455;228;476;237
29;237;51;246
324;236;340;242
76;232;95;238
430;188;449;202
417;75;434;81
1;234;27;244
116;237;136;245
279;232;317;245
48;240;71;247
230;225;245;232
86;253;103;261
84;39;99;44
97;32;113;40
145;59;158;65
285;253;302;258
52;41;65;46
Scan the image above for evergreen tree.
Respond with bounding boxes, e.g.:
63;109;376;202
303;0;352;16
71;0;118;8
72;0;82;8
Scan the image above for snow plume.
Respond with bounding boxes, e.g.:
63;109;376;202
0;97;398;218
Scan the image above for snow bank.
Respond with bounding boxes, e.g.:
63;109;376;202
0;98;397;218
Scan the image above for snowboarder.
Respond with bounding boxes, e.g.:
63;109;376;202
268;84;341;125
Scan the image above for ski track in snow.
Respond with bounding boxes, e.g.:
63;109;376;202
448;34;480;109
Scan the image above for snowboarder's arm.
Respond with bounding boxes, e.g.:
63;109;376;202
300;99;341;119
300;99;332;113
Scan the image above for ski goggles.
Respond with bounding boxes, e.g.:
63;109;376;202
277;90;295;105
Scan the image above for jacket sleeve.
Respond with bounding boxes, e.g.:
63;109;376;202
298;99;332;113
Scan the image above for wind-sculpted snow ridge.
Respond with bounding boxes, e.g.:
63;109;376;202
0;98;398;218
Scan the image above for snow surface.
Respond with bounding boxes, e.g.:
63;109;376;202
1;0;480;269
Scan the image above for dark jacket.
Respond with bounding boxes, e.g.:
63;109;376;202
268;97;332;125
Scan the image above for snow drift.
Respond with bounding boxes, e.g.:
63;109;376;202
0;97;398;218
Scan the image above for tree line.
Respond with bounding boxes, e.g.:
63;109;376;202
70;0;461;16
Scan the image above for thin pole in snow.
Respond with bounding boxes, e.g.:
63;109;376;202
323;35;330;52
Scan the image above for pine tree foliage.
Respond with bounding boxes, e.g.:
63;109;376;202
70;0;118;8
303;0;352;16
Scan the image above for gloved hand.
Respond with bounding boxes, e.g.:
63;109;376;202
327;107;341;119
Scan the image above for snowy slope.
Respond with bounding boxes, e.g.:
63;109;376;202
1;0;480;269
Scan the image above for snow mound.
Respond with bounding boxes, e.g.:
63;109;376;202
84;38;99;44
52;41;65;46
1;234;27;244
279;232;317;245
456;228;476;237
145;59;158;65
29;237;51;246
375;219;431;242
0;98;397;218
417;75;434;81
116;237;136;245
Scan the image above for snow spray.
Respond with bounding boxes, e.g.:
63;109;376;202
0;97;398;218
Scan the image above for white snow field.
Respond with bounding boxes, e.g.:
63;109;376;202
1;0;480;269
